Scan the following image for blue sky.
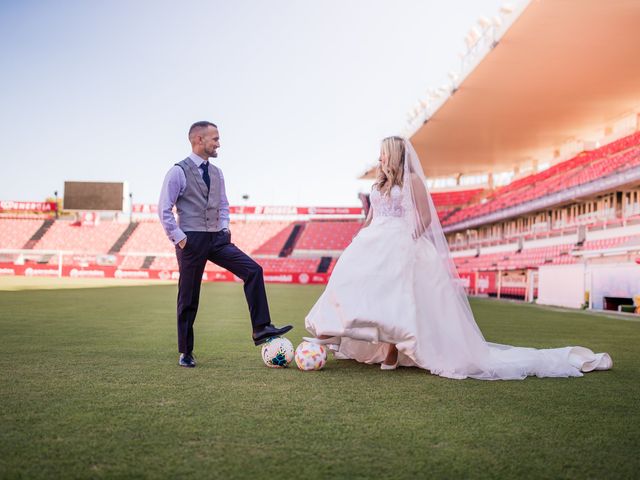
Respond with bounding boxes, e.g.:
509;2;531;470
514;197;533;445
0;0;507;207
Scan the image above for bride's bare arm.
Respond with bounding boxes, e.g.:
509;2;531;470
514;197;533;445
410;173;432;238
362;207;373;228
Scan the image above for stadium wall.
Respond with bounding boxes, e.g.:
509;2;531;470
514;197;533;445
0;262;330;285
538;262;640;311
537;264;587;309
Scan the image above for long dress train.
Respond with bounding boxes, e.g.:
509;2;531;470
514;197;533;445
305;185;612;380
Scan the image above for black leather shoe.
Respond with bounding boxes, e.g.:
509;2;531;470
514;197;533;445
179;353;196;368
252;324;294;346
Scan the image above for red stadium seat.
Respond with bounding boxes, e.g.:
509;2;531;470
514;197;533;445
445;132;640;226
295;221;363;252
0;219;46;249
33;221;129;254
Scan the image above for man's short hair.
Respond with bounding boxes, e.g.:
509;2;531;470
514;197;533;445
188;121;217;139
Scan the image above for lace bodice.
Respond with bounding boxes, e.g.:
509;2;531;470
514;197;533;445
370;185;405;217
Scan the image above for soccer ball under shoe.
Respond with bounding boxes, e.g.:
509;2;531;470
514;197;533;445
261;337;294;368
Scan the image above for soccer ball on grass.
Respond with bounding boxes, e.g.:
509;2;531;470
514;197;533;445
261;337;294;368
294;341;327;371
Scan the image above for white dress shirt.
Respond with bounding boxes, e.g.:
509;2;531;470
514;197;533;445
158;152;230;245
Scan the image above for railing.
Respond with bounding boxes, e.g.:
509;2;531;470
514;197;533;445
444;166;640;233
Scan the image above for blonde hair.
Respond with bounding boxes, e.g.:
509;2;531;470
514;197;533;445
374;136;406;196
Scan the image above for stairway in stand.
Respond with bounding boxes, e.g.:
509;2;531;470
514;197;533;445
141;256;156;269
22;219;55;249
279;223;305;257
316;256;332;273
109;222;139;254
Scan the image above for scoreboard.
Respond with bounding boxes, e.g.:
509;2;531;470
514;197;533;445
63;181;126;211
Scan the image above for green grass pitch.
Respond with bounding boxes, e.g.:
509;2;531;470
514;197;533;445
1;282;639;479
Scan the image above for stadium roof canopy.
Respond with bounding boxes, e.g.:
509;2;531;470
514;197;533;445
395;0;640;179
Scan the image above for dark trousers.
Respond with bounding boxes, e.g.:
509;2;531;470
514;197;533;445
175;230;271;353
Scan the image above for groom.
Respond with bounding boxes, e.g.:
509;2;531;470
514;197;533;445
159;121;292;367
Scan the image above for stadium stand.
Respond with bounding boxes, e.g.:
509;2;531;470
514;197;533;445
430;188;485;222
294;221;362;252
119;222;167;254
256;257;320;273
148;255;321;274
454;244;577;271
0;219;45;249
23;219;55;249
32;221;128;253
228;220;292;255
122;220;292;256
119;255;146;270
431;188;484;207
581;234;640;251
109;223;139;254
149;255;178;271
252;223;297;257
445;131;640;226
126;220;294;272
2;128;639;287
434;130;639;300
327;258;338;274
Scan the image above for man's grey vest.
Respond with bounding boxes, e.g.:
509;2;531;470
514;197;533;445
174;158;222;232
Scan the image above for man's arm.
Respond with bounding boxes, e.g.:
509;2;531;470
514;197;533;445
158;166;187;246
218;167;230;230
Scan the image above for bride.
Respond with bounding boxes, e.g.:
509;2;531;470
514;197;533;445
304;136;612;380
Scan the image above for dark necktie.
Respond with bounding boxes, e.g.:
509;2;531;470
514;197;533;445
200;162;211;192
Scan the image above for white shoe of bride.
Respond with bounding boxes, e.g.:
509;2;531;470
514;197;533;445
302;336;341;345
380;360;399;370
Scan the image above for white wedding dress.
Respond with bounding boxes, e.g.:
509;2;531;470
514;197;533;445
305;141;612;380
